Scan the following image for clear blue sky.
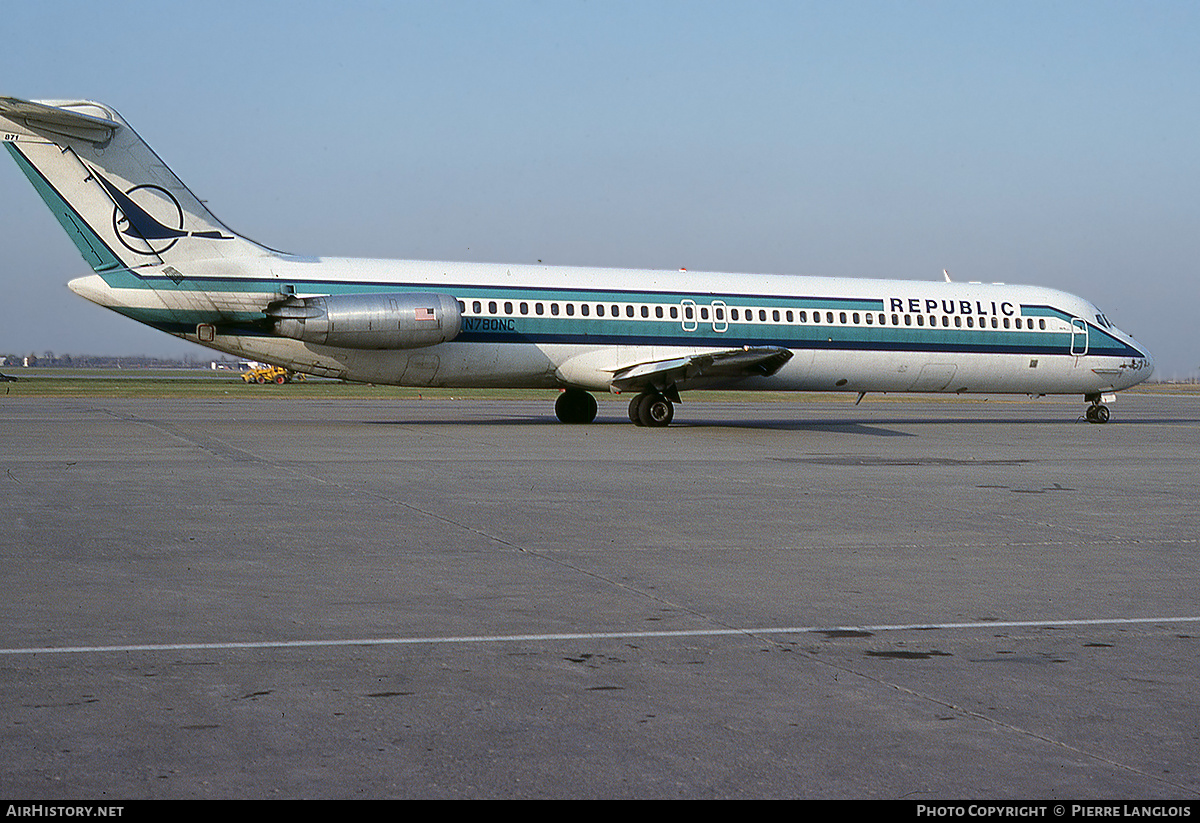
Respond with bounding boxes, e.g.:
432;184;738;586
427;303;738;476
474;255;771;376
2;0;1196;376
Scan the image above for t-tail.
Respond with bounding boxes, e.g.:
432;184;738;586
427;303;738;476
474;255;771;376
1;97;272;271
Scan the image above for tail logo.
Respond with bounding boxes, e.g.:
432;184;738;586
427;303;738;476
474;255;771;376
89;166;231;255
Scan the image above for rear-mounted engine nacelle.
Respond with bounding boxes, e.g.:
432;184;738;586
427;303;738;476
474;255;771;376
268;292;462;349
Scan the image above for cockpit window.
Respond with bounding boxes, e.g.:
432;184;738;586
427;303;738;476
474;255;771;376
1095;312;1111;328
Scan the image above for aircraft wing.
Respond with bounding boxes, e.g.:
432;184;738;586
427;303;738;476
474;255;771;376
610;346;793;394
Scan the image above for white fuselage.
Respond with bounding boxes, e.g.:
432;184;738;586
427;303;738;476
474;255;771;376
68;254;1154;397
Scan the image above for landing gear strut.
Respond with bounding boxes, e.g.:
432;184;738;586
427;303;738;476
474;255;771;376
555;388;598;423
628;391;675;427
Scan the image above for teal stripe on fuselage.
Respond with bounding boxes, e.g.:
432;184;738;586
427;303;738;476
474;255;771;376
1021;305;1074;320
121;305;1140;359
112;276;1143;360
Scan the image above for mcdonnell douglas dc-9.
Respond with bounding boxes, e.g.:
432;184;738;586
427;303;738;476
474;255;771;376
2;97;1154;426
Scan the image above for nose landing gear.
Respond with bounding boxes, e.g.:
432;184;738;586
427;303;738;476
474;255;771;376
1084;393;1112;424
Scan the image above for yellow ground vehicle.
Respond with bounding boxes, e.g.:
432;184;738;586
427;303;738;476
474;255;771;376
241;366;306;385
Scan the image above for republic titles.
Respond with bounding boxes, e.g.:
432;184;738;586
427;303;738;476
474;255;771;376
890;297;1019;318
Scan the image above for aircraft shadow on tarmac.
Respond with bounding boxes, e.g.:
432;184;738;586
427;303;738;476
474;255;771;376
361;414;1102;435
364;407;1190;433
363;415;909;435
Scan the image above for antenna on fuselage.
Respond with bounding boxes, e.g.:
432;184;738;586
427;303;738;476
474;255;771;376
943;269;952;282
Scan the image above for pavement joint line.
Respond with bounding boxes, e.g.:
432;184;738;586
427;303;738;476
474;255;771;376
3;616;1198;656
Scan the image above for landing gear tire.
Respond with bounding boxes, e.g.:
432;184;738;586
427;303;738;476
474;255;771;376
636;393;674;428
555;389;598;424
1085;404;1110;424
629;395;645;426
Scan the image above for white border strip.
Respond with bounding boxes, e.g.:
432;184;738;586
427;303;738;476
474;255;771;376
2;616;1198;656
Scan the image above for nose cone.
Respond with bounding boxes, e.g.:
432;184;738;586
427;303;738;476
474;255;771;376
1120;338;1154;389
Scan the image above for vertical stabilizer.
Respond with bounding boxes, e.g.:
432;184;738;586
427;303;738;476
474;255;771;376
1;97;273;271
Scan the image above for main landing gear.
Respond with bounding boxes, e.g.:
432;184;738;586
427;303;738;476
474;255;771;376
554;388;598;424
628;391;675;427
553;387;678;427
1084;393;1111;424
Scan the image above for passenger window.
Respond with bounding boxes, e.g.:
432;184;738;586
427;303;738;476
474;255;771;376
566;304;574;316
504;302;513;315
799;311;807;323
865;313;873;325
772;309;780;322
670;307;678;319
473;300;482;313
488;301;497;314
786;310;793;322
655;306;663;318
641;306;649;318
536;303;544;315
839;312;847;324
759;309;767;321
551;303;560;316
520;302;528;315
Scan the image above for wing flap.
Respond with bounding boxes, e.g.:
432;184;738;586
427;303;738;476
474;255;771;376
610;346;793;393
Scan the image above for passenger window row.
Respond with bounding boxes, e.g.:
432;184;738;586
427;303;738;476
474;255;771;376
458;300;1048;330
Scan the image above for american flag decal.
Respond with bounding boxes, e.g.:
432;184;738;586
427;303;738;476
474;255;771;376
415;307;436;321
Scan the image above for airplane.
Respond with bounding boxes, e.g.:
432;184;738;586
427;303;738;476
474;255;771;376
2;96;1154;426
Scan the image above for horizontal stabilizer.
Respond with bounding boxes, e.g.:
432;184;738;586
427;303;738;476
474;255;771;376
0;97;118;143
610;346;793;393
